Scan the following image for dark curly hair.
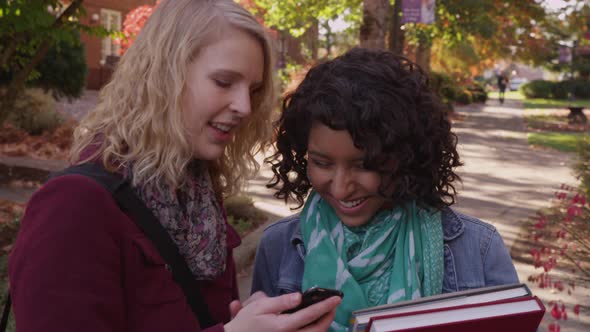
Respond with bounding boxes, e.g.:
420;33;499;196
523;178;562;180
266;48;462;210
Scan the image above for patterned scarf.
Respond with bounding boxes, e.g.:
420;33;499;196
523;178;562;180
125;161;227;279
300;192;444;331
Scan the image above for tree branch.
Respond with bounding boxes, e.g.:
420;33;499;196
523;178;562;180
0;0;85;122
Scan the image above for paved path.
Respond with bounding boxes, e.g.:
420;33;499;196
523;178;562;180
451;99;588;331
452;99;577;248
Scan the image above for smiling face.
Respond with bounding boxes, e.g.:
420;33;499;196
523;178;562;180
182;26;264;161
307;123;389;228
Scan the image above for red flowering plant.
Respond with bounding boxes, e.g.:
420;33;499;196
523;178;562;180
117;1;161;54
117;0;275;55
527;137;590;331
528;187;589;331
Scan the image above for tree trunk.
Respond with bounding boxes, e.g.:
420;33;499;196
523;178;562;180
359;0;390;49
307;19;319;60
388;0;404;55
0;0;85;124
416;41;432;72
0;35;21;69
324;21;333;57
0;40;52;123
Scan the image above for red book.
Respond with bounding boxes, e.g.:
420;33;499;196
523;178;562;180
351;283;533;332
366;296;545;332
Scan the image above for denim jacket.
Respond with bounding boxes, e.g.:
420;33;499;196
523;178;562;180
251;207;518;297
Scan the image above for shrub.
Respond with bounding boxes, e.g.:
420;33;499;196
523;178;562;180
429;71;459;111
278;61;306;93
6;88;63;135
429;71;454;99
575;136;590;196
224;195;267;237
467;83;488;103
527;184;589;331
455;89;473;105
0;31;87;101
521;80;553;99
526;138;590;330
34;31;87;100
439;85;458;102
551;81;572;100
429;72;486;107
572;80;590;99
521;80;590;100
551;80;590;100
474;91;488;103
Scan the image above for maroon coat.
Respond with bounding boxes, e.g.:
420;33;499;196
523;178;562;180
9;175;241;332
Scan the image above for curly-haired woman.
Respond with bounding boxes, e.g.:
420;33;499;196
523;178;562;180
251;48;518;331
8;1;340;331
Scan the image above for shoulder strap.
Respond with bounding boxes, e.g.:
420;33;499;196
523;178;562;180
0;293;10;332
1;163;215;329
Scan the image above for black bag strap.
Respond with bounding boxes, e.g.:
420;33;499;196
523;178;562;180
0;293;10;332
0;163;214;330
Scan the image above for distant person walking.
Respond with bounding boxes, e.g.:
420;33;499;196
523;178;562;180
497;74;508;104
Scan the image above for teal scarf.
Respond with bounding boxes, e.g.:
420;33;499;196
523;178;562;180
300;192;444;331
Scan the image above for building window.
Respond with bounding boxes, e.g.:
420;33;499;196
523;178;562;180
100;9;122;65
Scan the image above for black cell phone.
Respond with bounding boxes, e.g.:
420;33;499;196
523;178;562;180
282;287;344;314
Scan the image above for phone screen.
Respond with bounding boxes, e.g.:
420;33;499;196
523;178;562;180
282;287;344;314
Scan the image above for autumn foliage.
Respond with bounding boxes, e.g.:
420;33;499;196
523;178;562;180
527;184;589;330
0;123;73;160
118;0;274;55
118;1;161;54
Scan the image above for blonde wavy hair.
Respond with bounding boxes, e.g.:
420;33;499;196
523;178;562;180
70;0;276;197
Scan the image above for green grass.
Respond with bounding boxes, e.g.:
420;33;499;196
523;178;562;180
227;215;255;236
487;90;590;109
488;91;524;101
528;132;588;152
525;114;564;123
224;195;267;237
524;114;573;131
523;98;590;109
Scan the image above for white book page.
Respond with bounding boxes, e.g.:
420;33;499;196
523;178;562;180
369;299;541;332
356;286;529;325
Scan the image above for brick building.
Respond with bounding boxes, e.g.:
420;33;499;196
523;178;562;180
80;0;156;89
78;0;313;90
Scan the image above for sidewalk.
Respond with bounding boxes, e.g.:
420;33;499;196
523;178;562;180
452;99;576;248
451;99;588;331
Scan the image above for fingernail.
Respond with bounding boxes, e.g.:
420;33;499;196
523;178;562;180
291;293;301;304
332;296;342;304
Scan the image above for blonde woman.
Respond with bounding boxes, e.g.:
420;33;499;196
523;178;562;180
8;1;339;331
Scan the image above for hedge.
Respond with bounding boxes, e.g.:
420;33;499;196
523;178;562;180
521;80;590;99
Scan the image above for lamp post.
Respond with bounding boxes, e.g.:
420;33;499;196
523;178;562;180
571;40;578;80
566;40;587;124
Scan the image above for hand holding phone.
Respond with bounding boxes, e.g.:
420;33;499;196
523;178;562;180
282;287;344;314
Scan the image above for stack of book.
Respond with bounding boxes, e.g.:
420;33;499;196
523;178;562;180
349;283;545;332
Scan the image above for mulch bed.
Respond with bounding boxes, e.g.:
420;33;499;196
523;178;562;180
0;122;74;160
0;123;74;248
527;121;589;133
525;109;590;133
